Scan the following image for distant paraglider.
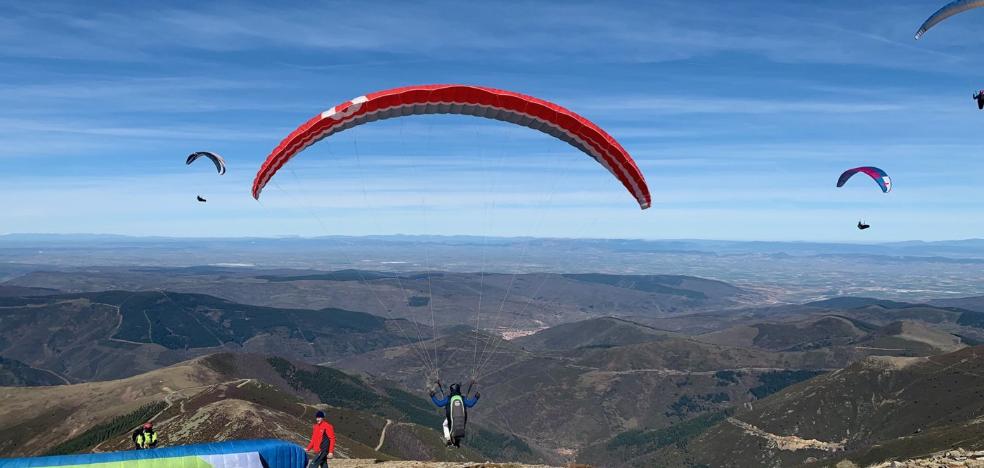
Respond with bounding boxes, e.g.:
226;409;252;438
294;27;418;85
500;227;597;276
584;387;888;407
915;0;984;39
974;90;984;109
838;168;888;231
837;166;892;193
187;151;225;203
186;151;227;175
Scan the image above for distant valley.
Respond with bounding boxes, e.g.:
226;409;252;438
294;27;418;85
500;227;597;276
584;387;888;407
4;234;984;302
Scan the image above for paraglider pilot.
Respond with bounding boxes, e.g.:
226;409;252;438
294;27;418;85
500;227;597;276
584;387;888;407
132;421;158;449
305;410;335;467
975;90;984;110
430;380;480;447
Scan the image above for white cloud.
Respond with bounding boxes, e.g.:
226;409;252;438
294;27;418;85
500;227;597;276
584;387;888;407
2;0;979;71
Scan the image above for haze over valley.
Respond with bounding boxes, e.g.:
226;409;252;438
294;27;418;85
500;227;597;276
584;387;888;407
4;234;984;303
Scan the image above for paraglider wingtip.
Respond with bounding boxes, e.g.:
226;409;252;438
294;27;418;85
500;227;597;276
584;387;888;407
640;202;651;210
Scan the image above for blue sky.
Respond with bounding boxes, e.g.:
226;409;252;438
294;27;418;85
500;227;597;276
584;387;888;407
3;0;984;241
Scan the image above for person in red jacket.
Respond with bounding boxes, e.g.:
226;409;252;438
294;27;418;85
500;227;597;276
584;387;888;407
305;410;335;467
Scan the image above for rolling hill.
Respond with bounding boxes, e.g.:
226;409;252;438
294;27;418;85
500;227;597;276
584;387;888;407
696;315;964;355
0;290;430;383
338;318;857;458
511;316;675;352
3;267;761;331
0;353;535;464
578;345;984;467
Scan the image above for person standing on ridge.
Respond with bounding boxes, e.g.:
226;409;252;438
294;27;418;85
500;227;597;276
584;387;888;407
132;422;158;449
430;381;480;447
305;410;335;467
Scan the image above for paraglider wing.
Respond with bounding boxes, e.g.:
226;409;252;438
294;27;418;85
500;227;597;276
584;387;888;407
251;84;651;209
915;0;984;39
836;166;891;193
0;439;305;468
186;151;227;175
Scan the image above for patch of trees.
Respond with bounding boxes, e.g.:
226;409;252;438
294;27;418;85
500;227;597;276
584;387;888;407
45;401;166;455
749;370;826;398
600;410;732;464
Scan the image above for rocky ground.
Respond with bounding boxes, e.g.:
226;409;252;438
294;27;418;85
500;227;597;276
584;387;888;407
859;449;984;467
329;461;565;468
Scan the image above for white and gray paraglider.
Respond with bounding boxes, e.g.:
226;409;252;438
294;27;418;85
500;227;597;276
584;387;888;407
186;151;226;203
915;0;984;39
186;151;227;175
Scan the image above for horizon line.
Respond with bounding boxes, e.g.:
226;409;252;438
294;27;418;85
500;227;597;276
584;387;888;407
1;232;982;245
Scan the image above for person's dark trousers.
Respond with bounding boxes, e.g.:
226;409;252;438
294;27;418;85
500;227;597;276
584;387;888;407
308;450;330;468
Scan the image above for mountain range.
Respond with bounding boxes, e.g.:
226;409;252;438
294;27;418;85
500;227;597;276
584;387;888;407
3;265;984;466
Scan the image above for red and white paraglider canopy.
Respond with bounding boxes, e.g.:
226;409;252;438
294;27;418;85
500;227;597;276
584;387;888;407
252;84;651;209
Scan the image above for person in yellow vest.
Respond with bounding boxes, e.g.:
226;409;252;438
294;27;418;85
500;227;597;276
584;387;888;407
132;422;158;449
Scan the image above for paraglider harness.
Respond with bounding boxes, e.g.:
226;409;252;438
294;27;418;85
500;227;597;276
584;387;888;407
975;90;984;110
436;380;475;447
447;394;467;444
857;220;870;230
